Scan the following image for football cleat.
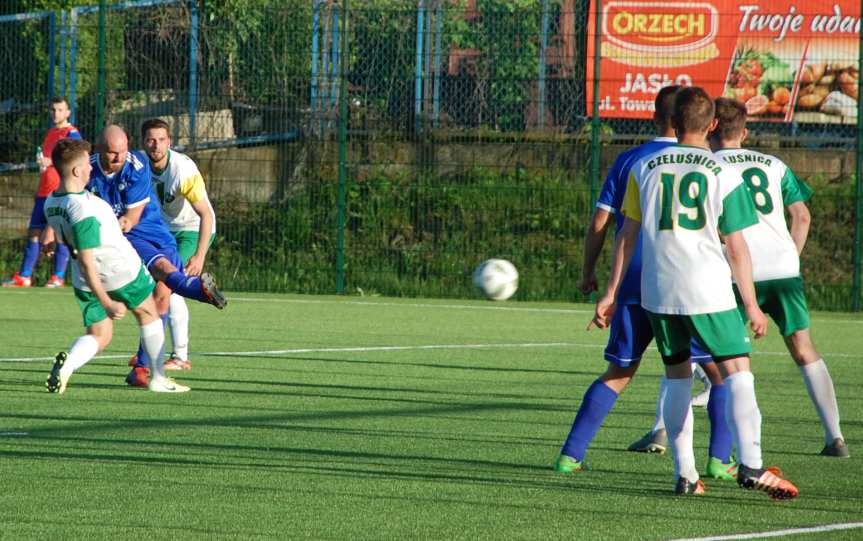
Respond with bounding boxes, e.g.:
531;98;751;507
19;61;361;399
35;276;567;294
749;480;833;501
163;356;191;371
627;429;668;454
46;352;70;394
149;377;190;393
200;272;227;309
43;275;65;288
706;456;738;480
674;477;706;495
820;438;850;458
125;366;149;388
737;464;798;500
553;455;583;474
2;273;32;288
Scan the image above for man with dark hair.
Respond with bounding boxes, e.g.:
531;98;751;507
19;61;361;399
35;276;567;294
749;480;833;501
710;97;848;458
592;86;798;498
4;97;81;288
43;137;189;393
138;117;217;371
555;85;736;481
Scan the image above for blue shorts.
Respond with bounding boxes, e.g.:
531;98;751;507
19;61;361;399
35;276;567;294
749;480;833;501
127;234;183;274
29;197;47;230
604;303;712;367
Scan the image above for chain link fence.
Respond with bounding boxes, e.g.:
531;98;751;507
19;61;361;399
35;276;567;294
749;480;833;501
0;0;860;310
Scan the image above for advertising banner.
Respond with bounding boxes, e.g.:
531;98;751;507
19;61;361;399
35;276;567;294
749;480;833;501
587;1;860;123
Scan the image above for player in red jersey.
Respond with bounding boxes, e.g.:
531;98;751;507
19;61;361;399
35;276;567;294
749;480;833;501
3;97;82;288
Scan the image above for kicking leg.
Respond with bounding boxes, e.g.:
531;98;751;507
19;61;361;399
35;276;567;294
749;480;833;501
149;257;226;309
47;319;112;394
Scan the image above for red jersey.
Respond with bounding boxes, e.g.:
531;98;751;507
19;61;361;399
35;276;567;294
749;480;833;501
38;125;82;197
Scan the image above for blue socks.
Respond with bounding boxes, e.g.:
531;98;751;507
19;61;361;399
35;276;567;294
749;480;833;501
165;271;210;303
561;380;619;461
19;240;40;277
53;243;70;278
707;383;733;462
136;313;169;368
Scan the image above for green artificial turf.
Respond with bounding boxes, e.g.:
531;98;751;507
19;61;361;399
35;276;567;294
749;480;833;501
0;289;860;540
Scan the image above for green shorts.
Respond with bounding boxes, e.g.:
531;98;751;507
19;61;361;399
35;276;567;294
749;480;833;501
74;265;156;327
172;231;216;264
646;308;752;363
734;276;810;337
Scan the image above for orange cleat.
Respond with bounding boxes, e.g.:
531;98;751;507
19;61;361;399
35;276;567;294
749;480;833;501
44;275;65;288
125;366;150;388
2;273;32;287
163;356;192;371
738;465;798;500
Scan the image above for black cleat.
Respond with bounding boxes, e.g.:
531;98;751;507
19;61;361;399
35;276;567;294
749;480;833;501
46;351;68;393
737;464;798;500
820;438;850;458
674;477;705;495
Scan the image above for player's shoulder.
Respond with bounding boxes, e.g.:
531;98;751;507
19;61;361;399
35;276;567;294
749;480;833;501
127;150;150;173
170;150;202;174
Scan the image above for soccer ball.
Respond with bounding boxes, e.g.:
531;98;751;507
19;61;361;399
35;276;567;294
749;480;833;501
473;259;519;301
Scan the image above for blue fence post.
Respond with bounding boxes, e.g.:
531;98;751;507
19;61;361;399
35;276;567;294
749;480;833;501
537;0;550;129
414;0;426;134
310;0;321;126
69;7;78;124
188;0;198;148
47;11;56;99
432;2;443;128
59;10;66;97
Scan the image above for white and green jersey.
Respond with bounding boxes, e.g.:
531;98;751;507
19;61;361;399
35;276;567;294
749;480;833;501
715;148;812;282
44;191;143;292
151;149;215;233
622;144;758;315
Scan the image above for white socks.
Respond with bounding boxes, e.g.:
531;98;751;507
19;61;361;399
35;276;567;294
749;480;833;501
652;376;668;433
61;335;100;375
799;359;843;444
663;377;697;481
168;293;190;361
141;318;167;380
725;371;763;469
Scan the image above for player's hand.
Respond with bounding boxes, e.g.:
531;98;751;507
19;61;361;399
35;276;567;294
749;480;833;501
745;305;768;339
577;273;598;295
587;293;616;331
118;216;132;233
105;301;127;320
184;254;205;276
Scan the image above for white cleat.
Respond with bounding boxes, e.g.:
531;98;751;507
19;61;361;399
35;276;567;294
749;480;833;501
148;377;190;393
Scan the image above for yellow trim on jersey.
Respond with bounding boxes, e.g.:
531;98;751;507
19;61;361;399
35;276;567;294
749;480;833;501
179;173;206;204
621;173;642;222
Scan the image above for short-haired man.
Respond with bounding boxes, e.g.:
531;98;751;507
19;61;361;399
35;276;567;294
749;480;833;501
88;125;226;387
3;97;80;288
593;87;798;498
43;137;188;393
140;118;216;371
555;85;736;481
710;97;848;458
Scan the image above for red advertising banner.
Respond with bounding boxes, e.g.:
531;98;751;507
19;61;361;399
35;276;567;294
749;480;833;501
587;1;860;123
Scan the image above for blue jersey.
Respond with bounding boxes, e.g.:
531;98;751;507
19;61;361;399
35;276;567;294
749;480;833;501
87;150;176;247
596;137;676;305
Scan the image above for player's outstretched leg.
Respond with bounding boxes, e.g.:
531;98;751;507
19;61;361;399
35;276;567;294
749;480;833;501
163;270;226;309
556;379;621;473
47;333;103;394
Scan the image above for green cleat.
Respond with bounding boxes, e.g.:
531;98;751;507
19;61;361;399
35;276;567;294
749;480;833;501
554;455;583;473
706;456;738;480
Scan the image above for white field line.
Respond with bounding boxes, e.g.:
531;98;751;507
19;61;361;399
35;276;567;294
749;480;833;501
3;290;861;323
1;341;861;363
667;521;863;541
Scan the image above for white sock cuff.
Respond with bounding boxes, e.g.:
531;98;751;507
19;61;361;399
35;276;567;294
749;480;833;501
799;358;827;375
140;318;163;338
725;370;754;387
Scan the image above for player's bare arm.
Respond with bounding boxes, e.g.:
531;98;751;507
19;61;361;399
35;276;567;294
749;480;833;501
185;198;215;276
579;208;613;295
590;217;639;330
78;248;126;320
786;201;811;255
118;204;145;233
724;231;767;338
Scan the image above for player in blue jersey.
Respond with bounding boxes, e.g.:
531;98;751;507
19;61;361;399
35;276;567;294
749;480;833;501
88;125;227;387
554;86;736;481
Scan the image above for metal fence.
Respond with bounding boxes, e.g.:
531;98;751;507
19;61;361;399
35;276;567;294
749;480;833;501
0;0;861;311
